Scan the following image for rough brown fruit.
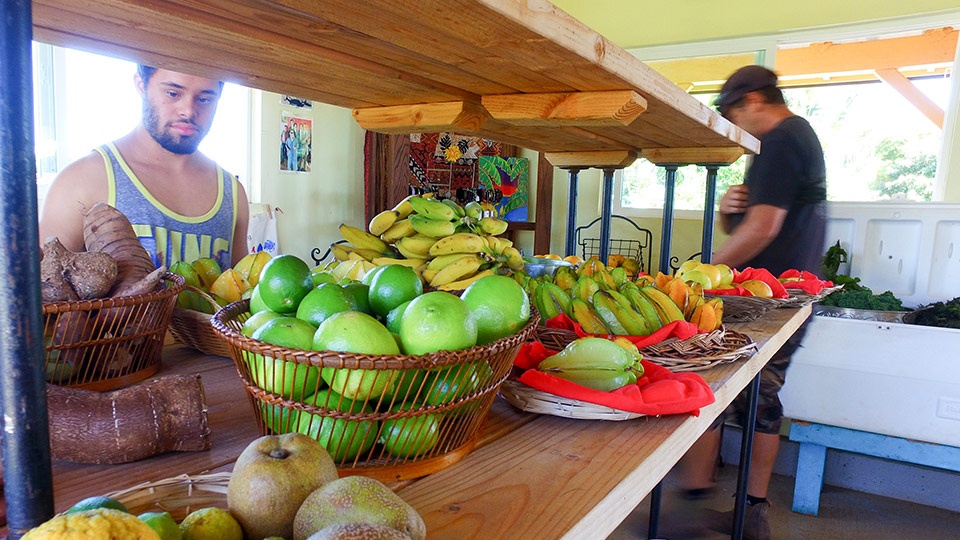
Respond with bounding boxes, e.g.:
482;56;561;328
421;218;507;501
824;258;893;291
293;476;426;540
227;433;339;540
306;522;414;540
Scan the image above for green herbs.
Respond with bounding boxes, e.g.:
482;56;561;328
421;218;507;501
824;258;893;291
909;297;960;329
818;242;904;311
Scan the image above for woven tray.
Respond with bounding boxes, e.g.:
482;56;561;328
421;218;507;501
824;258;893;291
534;326;756;372
168;286;232;357
498;379;644;421
104;472;229;522
784;284;844;308
704;294;796;322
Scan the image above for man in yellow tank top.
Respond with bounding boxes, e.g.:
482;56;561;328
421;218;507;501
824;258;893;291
39;66;249;269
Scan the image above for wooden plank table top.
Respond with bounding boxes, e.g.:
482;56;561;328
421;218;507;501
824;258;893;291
38;305;809;538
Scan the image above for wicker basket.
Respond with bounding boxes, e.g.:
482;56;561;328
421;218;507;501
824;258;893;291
704;294;795;322
535;326;756;372
41;272;184;392
498;379;644;421
785;284;844;308
211;301;539;482
104;472;230;522
168;286;232;358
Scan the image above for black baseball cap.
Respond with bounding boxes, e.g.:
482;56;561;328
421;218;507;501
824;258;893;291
714;65;778;115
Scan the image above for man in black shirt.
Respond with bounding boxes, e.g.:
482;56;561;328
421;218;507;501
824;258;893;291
678;65;827;540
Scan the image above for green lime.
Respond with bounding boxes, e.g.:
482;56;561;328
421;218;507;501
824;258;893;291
257;254;314;313
241;310;284;337
379;405;440;458
139;511;182;540
297;389;378;462
179;507;243;540
295;283;356;327
65;495;129;514
367;264;423;318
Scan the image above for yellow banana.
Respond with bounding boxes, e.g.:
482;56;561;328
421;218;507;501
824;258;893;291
339;223;390;254
395;234;437;259
429;254;484;288
484;235;503;255
409;214;457;238
501;246;525;271
391;195;418;219
380;218;417;243
368;210;400;236
372;256;427;270
427;252;480;272
428;232;488;257
478;216;509;235
329;243;352;262
437;268;495;291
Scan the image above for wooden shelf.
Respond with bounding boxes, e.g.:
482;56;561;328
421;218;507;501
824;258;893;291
33;0;759;162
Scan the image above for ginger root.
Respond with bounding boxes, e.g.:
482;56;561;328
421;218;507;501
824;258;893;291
40;237;118;302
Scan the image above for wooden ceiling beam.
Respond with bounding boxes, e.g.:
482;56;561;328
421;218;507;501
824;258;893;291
482;90;647;127
874;68;945;128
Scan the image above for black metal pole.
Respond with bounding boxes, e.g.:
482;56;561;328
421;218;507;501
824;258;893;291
564;168;581;257
0;2;56;538
658;166;679;274
597;168;616;266
647;481;663;539
732;373;762;540
701;165;720;264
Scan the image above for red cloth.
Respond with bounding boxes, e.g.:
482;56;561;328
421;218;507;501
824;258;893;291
778;269;834;295
544;313;701;347
731;267;790;298
514;341;715;416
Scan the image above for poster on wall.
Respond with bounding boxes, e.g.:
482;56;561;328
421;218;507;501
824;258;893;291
477;156;529;221
280;114;312;173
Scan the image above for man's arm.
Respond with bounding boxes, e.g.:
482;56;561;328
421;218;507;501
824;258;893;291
712;204;787;269
38;153;109;252
231;182;251;267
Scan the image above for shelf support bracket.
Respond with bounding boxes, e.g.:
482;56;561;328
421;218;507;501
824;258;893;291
482;90;646;127
352;100;489;134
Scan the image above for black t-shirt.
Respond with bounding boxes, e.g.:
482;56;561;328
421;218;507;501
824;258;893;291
726;115;827;276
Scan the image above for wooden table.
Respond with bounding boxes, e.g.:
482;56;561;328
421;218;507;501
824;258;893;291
39;304;810;538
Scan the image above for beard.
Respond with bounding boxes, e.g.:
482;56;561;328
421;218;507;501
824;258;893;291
142;99;209;155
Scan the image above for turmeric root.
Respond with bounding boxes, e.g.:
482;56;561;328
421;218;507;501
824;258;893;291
82;202;158;298
46;374;211;464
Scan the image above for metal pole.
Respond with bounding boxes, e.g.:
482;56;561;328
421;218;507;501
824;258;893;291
732;373;762;540
564;168;581;257
701;165;720;263
658;165;679;274
598;168;616;265
0;2;56;537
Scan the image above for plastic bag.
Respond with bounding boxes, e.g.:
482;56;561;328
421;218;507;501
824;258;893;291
247;204;280;255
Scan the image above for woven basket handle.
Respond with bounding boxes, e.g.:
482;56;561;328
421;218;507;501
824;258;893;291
182;284;223;313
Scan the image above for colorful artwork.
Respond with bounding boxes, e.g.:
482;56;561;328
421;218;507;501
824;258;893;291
478;156;529;222
280;114;312;173
408;132;501;198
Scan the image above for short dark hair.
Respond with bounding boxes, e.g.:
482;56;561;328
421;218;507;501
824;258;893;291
136;64;225;93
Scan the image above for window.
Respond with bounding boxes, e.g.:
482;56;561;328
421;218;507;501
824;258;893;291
617;20;959;214
33;44;252;208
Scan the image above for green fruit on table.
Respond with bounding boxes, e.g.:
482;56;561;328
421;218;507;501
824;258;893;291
292;476;426;540
227;433;339;540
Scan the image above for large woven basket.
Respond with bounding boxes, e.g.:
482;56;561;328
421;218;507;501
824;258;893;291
104;473;230;522
498;379;644;421
168;286;232;358
703;294;796;322
535;325;756;372
41;272;184;392
211;301;539;482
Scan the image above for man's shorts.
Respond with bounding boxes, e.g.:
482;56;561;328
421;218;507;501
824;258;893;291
717;316;811;434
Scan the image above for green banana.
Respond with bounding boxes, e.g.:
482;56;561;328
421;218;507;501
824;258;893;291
570;298;611;335
464;201;483;220
639;285;686;323
408;195;457;221
409;214;457;238
478;216;509;235
441;198;466;218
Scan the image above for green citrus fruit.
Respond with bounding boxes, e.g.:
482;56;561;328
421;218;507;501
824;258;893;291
241;310;284;337
312;311;400;356
461;274;531;345
179;507;243;540
383;368;430;403
423;361;493;406
399;291;477;355
384;299;412;334
65;495;129;514
259;401;300;434
340;281;371;314
295;283;356;327
310;270;337;287
257;254;314;313
139;511;182;540
296;389;378;462
247;284;271;314
379;404;440;458
360;264;388;287
251;317;322;399
367;264;423;318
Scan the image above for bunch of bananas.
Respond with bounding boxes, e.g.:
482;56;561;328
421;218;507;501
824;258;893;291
327;194;523;290
537;336;644;392
522;260;724;334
